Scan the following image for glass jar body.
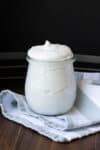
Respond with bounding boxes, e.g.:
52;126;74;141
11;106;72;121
25;58;76;115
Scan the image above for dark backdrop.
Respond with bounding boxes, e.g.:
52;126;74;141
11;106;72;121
1;0;100;55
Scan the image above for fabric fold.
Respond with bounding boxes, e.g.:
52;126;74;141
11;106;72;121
0;72;100;142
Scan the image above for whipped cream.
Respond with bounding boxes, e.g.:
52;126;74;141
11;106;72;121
28;40;73;61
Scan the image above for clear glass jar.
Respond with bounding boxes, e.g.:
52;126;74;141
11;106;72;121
25;56;76;115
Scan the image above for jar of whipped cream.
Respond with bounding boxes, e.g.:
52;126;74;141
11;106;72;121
25;41;76;115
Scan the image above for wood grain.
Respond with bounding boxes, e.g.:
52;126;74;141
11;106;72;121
0;114;21;150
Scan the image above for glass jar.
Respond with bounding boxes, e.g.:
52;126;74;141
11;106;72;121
25;41;76;115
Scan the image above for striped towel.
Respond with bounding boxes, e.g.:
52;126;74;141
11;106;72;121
0;72;100;142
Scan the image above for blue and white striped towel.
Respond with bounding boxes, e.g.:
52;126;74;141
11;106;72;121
0;72;100;142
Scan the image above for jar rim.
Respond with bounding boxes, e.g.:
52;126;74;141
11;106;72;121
26;55;76;63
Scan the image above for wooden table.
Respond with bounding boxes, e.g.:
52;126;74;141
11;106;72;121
0;88;100;150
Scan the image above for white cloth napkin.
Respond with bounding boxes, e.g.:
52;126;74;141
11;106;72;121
0;72;100;142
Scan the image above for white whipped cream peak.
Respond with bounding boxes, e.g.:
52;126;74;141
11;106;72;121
28;40;73;61
44;40;51;47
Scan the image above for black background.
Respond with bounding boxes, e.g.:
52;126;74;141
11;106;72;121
1;0;100;55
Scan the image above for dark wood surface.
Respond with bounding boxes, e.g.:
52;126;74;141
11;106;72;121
0;88;100;150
